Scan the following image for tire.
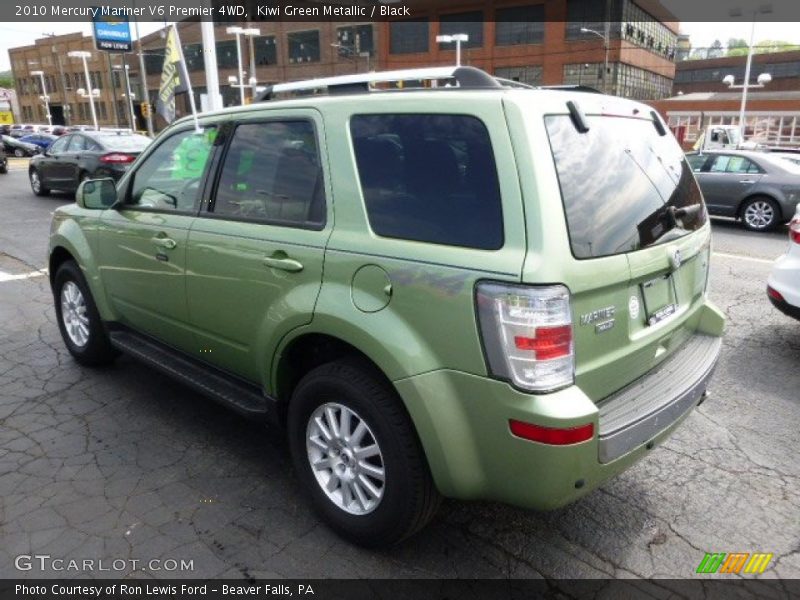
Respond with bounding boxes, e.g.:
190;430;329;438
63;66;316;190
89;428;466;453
29;169;50;196
14;148;25;158
53;260;117;367
0;164;6;174
741;196;780;232
288;359;441;547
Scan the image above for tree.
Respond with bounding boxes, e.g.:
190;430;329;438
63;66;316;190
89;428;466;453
726;38;749;56
707;39;724;59
0;70;14;89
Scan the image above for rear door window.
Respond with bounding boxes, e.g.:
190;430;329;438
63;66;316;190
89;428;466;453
545;114;707;259
350;114;503;250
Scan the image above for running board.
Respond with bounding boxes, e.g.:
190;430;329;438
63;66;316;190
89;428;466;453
109;329;273;420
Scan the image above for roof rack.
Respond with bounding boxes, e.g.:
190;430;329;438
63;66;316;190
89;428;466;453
257;66;502;101
536;84;603;94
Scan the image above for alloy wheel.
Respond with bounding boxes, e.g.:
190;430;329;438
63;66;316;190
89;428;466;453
60;281;90;347
30;171;40;194
744;200;775;230
306;402;386;515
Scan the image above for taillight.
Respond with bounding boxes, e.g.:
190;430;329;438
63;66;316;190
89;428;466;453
767;286;785;303
100;153;135;164
476;283;574;392
790;217;800;244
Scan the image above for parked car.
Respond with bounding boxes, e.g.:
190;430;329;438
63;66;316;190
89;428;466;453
51;126;68;136
19;133;57;151
770;152;800;167
29;130;151;196
48;67;725;546
686;149;800;232
0;146;7;174
8;124;28;138
767;206;800;321
1;134;40;157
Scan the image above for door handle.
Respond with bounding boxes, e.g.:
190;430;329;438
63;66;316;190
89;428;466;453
152;236;177;250
263;256;304;272
739;179;756;184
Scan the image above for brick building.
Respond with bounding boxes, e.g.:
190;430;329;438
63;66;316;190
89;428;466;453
378;0;679;100
9;32;138;128
650;50;800;150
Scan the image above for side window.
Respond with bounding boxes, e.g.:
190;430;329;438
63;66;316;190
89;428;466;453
709;155;732;172
49;136;70;154
129;128;216;212
685;154;707;172
725;156;755;174
68;135;88;152
350;114;503;250
212;121;325;227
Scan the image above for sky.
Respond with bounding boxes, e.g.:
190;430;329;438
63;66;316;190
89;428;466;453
3;20;800;73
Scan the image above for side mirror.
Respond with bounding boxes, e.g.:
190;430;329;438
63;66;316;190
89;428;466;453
76;178;118;210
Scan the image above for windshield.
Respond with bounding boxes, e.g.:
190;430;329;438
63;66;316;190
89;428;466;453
545;114;707;259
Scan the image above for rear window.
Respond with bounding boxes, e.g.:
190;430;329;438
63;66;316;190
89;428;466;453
545;115;706;259
350;114;503;250
95;134;152;151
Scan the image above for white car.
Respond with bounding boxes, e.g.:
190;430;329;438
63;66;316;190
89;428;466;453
768;206;800;321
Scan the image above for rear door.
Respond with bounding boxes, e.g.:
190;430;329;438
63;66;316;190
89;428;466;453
532;108;710;401
184;111;331;385
694;154;764;216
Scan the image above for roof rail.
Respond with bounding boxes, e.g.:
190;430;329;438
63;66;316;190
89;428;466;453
536;84;603;94
257;66;502;101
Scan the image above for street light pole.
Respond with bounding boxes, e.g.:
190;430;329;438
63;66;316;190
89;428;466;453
69;51;98;130
115;63;136;131
227;27;246;106
580;27;609;94
739;18;757;142
30;70;52;126
243;28;261;101
436;34;469;67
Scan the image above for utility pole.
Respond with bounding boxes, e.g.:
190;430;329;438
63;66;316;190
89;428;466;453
105;53;120;128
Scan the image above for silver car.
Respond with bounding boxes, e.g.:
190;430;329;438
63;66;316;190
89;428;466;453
686;150;800;232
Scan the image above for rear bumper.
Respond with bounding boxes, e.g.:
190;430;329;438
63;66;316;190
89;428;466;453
768;252;800;320
395;301;724;510
597;334;720;463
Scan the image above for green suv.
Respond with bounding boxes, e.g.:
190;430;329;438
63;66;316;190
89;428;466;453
48;67;725;546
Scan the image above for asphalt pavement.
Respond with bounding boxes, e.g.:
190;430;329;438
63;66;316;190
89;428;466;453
0;166;798;580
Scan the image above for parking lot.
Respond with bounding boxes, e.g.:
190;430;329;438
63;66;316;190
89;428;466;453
0;165;798;580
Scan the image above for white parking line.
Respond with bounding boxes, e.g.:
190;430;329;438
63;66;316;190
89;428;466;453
713;251;776;265
0;269;47;283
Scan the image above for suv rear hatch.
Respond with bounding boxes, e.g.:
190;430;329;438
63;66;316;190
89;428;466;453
522;99;711;402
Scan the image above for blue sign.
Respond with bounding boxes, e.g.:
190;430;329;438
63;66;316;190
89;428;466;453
93;15;132;53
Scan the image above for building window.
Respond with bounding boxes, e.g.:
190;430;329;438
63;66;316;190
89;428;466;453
562;63;607;87
216;40;239;69
144;52;164;76
184;44;204;72
495;65;543;86
495;6;545;45
254;35;278;65
336;25;374;57
439;12;484;49
566;0;623;40
620;0;677;60
288;30;321;63
390;18;429;54
91;71;103;90
615;63;673;100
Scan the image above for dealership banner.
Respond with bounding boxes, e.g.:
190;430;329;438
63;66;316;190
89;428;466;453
6;0;800;22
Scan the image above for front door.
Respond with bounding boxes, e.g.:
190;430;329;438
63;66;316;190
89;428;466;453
185;113;330;385
38;134;72;189
96;127;217;352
